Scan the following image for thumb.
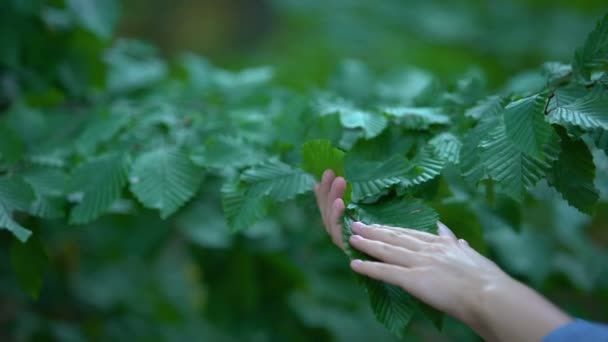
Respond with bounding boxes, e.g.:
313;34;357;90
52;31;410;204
437;221;457;239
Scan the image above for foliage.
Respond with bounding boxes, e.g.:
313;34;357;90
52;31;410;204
1;1;608;341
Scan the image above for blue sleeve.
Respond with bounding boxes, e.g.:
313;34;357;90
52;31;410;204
543;320;608;342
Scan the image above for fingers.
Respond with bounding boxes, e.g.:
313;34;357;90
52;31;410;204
352;222;439;243
329;198;345;248
437;221;457;240
349;235;420;268
314;170;336;227
350;260;412;287
327;176;346;214
351;222;425;251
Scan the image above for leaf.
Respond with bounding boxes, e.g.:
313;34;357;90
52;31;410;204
429;132;462;164
382;107;450;130
130;148;202;219
241;160;315;201
190;136;267;169
591;129;608;155
345;155;409;202
402;146;445;188
316;99;388;139
0;124;24;165
69;153;130;224
547;89;608;130
362;277;417;338
10;236;48;299
542;62;572;85
354;198;439;233
479;123;556;201
221;181;267;232
22;168;68;219
76;112;131;155
573;13;608;79
503;94;556;158
341;199;439;336
465;96;506;120
460;115;500;184
547;135;599;214
301;139;346;179
66;0;120;39
0;176;35;241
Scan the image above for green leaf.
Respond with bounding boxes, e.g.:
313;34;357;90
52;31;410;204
382;107;450;130
301;139;346;179
362;277;417;338
22;168;68;219
130;148;202;219
547;89;608;130
316;99;388;138
591;129;608;155
10;236;48;299
342;199;439;336
465;95;506;120
0;176;35;241
573;13;608;79
548;135;599;214
241;161;315;201
402;146;445;188
221;181;267;232
66;0;120;39
69;153;130;224
190;136;267;169
460;115;500;184
76;111;131;155
503;94;556;158
429;132;462;164
0;124;24;165
345;155;409;202
479;123;556;201
355;198;439;233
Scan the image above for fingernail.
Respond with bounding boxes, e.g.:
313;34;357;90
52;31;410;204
351;259;363;267
350;234;363;241
351;221;364;232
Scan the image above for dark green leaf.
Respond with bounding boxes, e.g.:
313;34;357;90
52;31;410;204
130;148;202;219
10;236;48;299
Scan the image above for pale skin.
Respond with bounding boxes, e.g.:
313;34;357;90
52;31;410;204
313;170;572;342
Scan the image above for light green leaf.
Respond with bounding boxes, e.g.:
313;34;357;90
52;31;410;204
547;89;608;130
130;148;202;219
317;99;388;138
76;112;131;155
69;153;130;224
0;176;35;241
548;136;599;214
301;139;346;179
465;96;506;120
429;132;462;164
382;107;450;130
66;0;120;39
479;124;556;201
503;94;556;158
241;160;315;201
345;155;409;202
573;13;608;79
22;168;68;219
10;236;48;299
221;181;267;232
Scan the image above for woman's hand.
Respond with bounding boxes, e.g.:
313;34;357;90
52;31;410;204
313;170;572;342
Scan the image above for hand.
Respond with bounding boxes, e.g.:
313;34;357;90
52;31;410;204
313;169;572;342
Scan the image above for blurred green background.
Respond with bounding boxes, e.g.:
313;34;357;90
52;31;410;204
1;0;608;341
